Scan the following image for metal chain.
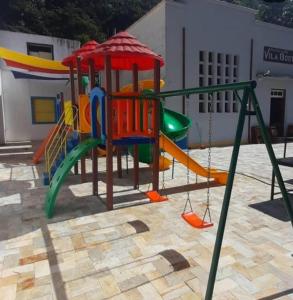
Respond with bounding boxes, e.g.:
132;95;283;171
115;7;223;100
202;93;213;223
147;99;154;192
183;95;193;214
161;98;167;193
161;136;166;192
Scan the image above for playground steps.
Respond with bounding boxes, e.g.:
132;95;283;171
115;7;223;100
43;131;79;185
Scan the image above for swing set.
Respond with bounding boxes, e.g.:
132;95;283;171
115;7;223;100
181;92;216;229
145;80;293;300
157;90;222;229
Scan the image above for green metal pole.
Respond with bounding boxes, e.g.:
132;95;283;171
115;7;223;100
251;90;293;227
205;88;250;300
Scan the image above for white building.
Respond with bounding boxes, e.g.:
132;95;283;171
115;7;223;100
127;0;293;146
0;30;80;143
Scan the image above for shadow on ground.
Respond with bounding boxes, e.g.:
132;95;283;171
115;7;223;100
249;195;293;222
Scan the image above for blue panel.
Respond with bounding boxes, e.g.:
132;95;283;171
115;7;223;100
12;71;68;80
90;87;106;141
56;96;62;120
176;136;188;149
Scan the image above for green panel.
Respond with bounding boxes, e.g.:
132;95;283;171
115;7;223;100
45;138;101;218
162;108;191;141
129;102;191;164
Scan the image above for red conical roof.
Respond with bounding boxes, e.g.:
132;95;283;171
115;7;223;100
82;32;164;71
62;40;100;68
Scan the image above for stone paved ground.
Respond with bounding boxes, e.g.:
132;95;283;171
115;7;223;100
0;141;292;300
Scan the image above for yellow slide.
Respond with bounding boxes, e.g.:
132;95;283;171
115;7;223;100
159;134;228;185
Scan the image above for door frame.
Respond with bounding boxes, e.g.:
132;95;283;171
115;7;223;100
269;88;286;136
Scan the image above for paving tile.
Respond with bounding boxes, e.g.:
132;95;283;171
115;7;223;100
98;274;121;298
0;284;17;300
34;260;50;278
0;142;293;299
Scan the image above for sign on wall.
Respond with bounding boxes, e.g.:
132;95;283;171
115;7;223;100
264;47;293;64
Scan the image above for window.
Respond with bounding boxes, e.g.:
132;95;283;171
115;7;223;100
224;92;231;113
225;101;230;113
199;77;204;86
199;51;204;62
199;64;204;75
31;97;57;124
197;50;239;113
199;93;205;112
232;92;238;113
27;43;54;60
216;92;222;113
271;89;285;98
207;95;214;113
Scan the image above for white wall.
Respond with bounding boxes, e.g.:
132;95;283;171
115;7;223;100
1;70;67;141
128;0;293;146
126;1;166;85
0;31;79;142
0;30;79;60
252;22;293;131
253;77;293;131
165;0;255;145
253;22;293;77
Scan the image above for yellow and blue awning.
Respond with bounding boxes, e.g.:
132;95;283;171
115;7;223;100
0;47;70;80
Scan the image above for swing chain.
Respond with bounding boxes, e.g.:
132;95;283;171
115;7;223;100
203;93;213;223
183;95;193;214
161;136;167;192
147;98;155;193
160;98;167;193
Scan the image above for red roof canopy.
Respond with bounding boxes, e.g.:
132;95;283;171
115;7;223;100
62;40;100;68
82;32;164;71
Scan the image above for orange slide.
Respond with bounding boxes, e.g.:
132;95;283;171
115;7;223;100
32;125;59;164
159;134;228;185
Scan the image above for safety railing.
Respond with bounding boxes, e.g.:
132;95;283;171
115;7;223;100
45;105;78;179
110;92;157;140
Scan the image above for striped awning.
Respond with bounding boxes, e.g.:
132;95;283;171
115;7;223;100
0;47;70;80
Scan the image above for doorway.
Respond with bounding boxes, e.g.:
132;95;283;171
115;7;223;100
270;89;286;136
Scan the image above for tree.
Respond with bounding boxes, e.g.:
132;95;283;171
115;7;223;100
1;0;293;43
0;0;160;43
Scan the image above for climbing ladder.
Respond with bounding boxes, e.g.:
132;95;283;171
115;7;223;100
44;105;79;183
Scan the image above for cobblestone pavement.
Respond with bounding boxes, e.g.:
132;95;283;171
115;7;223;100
0;141;292;300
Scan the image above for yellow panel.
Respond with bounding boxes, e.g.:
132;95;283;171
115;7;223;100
35;112;55;123
33;98;56;123
120;79;165;92
64;101;73;126
79;94;91;133
0;47;68;72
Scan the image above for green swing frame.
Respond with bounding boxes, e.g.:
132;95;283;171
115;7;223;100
146;80;293;300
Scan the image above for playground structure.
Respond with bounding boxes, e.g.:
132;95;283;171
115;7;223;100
43;32;229;220
29;31;293;300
